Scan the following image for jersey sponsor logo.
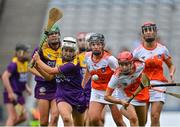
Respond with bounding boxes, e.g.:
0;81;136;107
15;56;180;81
47;61;56;67
19;73;28;82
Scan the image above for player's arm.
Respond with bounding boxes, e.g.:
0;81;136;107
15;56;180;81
28;60;44;77
25;83;32;96
34;64;54;81
2;70;13;94
105;87;128;106
105;75;129;106
33;51;59;75
1;70;16;101
164;58;176;82
81;68;91;88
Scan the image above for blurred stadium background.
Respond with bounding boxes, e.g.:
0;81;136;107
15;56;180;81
0;0;180;126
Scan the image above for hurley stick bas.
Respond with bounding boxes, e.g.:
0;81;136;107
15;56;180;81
151;88;180;99
141;74;180;99
29;8;63;68
140;72;180;87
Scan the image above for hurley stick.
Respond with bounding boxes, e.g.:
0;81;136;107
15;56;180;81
151;88;180;99
29;8;63;68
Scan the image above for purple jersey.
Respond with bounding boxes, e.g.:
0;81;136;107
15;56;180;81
3;57;28;104
55;57;87;113
32;45;60;100
78;52;91;106
4;58;28;93
32;47;56;82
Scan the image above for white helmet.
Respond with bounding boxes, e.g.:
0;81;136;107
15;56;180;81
62;37;77;51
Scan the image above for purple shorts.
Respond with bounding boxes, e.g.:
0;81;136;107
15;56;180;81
34;81;57;101
3;92;25;105
56;98;87;113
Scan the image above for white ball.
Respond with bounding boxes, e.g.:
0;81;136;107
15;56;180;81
92;74;99;81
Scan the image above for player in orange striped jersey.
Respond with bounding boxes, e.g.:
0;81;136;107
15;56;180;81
133;21;176;126
81;33;125;126
105;51;149;126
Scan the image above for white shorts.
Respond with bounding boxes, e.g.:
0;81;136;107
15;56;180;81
114;88;146;107
149;80;167;103
90;88;116;104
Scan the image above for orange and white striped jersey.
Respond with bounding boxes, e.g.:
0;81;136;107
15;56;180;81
133;43;171;82
85;51;119;90
107;60;149;102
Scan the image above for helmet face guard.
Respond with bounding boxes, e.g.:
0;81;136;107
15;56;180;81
141;24;157;34
87;33;105;56
62;37;77;61
141;22;157;43
47;24;61;47
15;43;30;61
118;61;133;75
117;51;134;75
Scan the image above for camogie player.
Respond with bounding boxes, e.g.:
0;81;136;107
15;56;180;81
133;21;176;126
33;37;87;126
77;32;107;126
105;51;149;126
81;33;126;126
76;32;92;125
28;24;60;126
2;43;32;126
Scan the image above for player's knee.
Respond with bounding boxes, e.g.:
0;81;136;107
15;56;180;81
62;115;73;124
8;115;17;123
129;116;138;125
51;111;59;120
89;115;101;125
151;113;160;123
40;116;49;126
49;114;59;125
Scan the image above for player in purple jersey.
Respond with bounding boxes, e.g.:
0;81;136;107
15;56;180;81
28;24;60;126
76;32;92;125
33;36;87;126
2;43;32;126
